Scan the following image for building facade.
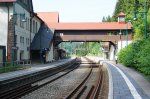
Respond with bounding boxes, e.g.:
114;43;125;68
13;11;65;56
0;0;54;63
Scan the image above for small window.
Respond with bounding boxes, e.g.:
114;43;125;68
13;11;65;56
36;22;38;33
20;15;24;28
26;18;28;30
23;0;28;5
26;38;28;44
20;36;22;43
114;32;117;35
32;20;35;33
28;38;29;45
20;36;24;43
15;35;17;44
28;19;30;30
22;37;24;43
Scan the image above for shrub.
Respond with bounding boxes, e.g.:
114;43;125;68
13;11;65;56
118;44;134;66
118;38;150;75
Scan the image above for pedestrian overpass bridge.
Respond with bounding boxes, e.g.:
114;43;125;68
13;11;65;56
37;12;132;60
51;22;132;44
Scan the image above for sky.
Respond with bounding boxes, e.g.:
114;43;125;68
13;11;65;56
32;0;118;22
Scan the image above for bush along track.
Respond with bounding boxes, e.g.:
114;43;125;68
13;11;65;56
118;38;150;75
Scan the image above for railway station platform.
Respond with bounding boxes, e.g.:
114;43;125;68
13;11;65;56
0;58;74;82
104;61;150;99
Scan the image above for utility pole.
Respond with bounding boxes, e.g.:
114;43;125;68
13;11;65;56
144;1;148;39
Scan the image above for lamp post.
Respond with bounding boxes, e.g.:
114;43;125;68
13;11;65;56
126;20;132;47
134;0;148;39
126;22;128;47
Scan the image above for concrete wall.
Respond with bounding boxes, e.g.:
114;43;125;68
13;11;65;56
109;45;115;60
47;43;54;61
0;3;13;56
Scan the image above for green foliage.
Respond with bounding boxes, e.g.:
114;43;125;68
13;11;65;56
118;44;135;67
148;9;150;35
102;15;112;22
61;42;102;57
88;42;102;56
76;42;102;57
118;38;150;75
0;65;26;73
108;0;150;39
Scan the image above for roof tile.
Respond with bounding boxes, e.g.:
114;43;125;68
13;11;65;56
37;12;59;23
48;22;132;30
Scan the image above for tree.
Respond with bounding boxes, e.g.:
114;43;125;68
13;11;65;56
102;17;106;22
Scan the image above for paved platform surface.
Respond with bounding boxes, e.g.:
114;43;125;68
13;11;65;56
0;58;74;82
105;61;150;99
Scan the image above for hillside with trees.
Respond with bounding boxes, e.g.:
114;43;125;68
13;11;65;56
109;0;150;76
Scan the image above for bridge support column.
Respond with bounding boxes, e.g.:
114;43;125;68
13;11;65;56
109;45;115;60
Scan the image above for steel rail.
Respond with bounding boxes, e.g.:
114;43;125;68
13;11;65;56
65;66;93;99
65;58;94;99
89;65;103;99
65;58;104;99
0;59;80;99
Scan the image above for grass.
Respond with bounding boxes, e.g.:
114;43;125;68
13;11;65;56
0;65;30;74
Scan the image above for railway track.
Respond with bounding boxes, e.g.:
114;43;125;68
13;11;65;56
0;57;108;99
65;58;105;99
0;58;81;99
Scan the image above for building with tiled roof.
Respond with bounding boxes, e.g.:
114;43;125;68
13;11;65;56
0;0;55;64
37;12;131;30
37;12;59;23
0;0;35;62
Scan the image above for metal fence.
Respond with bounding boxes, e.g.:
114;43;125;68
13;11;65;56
0;60;31;67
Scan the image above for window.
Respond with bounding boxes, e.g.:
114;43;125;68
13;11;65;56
32;20;35;33
26;18;28;30
26;38;30;45
26;18;30;30
23;0;28;5
28;19;30;30
28;38;30;45
20;36;24;43
108;32;112;36
20;15;24;28
20;36;22;43
15;35;17;44
26;38;28;44
22;37;24;43
118;16;125;22
36;22;38;33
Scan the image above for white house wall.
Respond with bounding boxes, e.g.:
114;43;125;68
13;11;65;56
109;45;115;60
117;40;132;53
0;4;13;56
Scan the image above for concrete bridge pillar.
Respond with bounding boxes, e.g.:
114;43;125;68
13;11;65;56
109;45;115;60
